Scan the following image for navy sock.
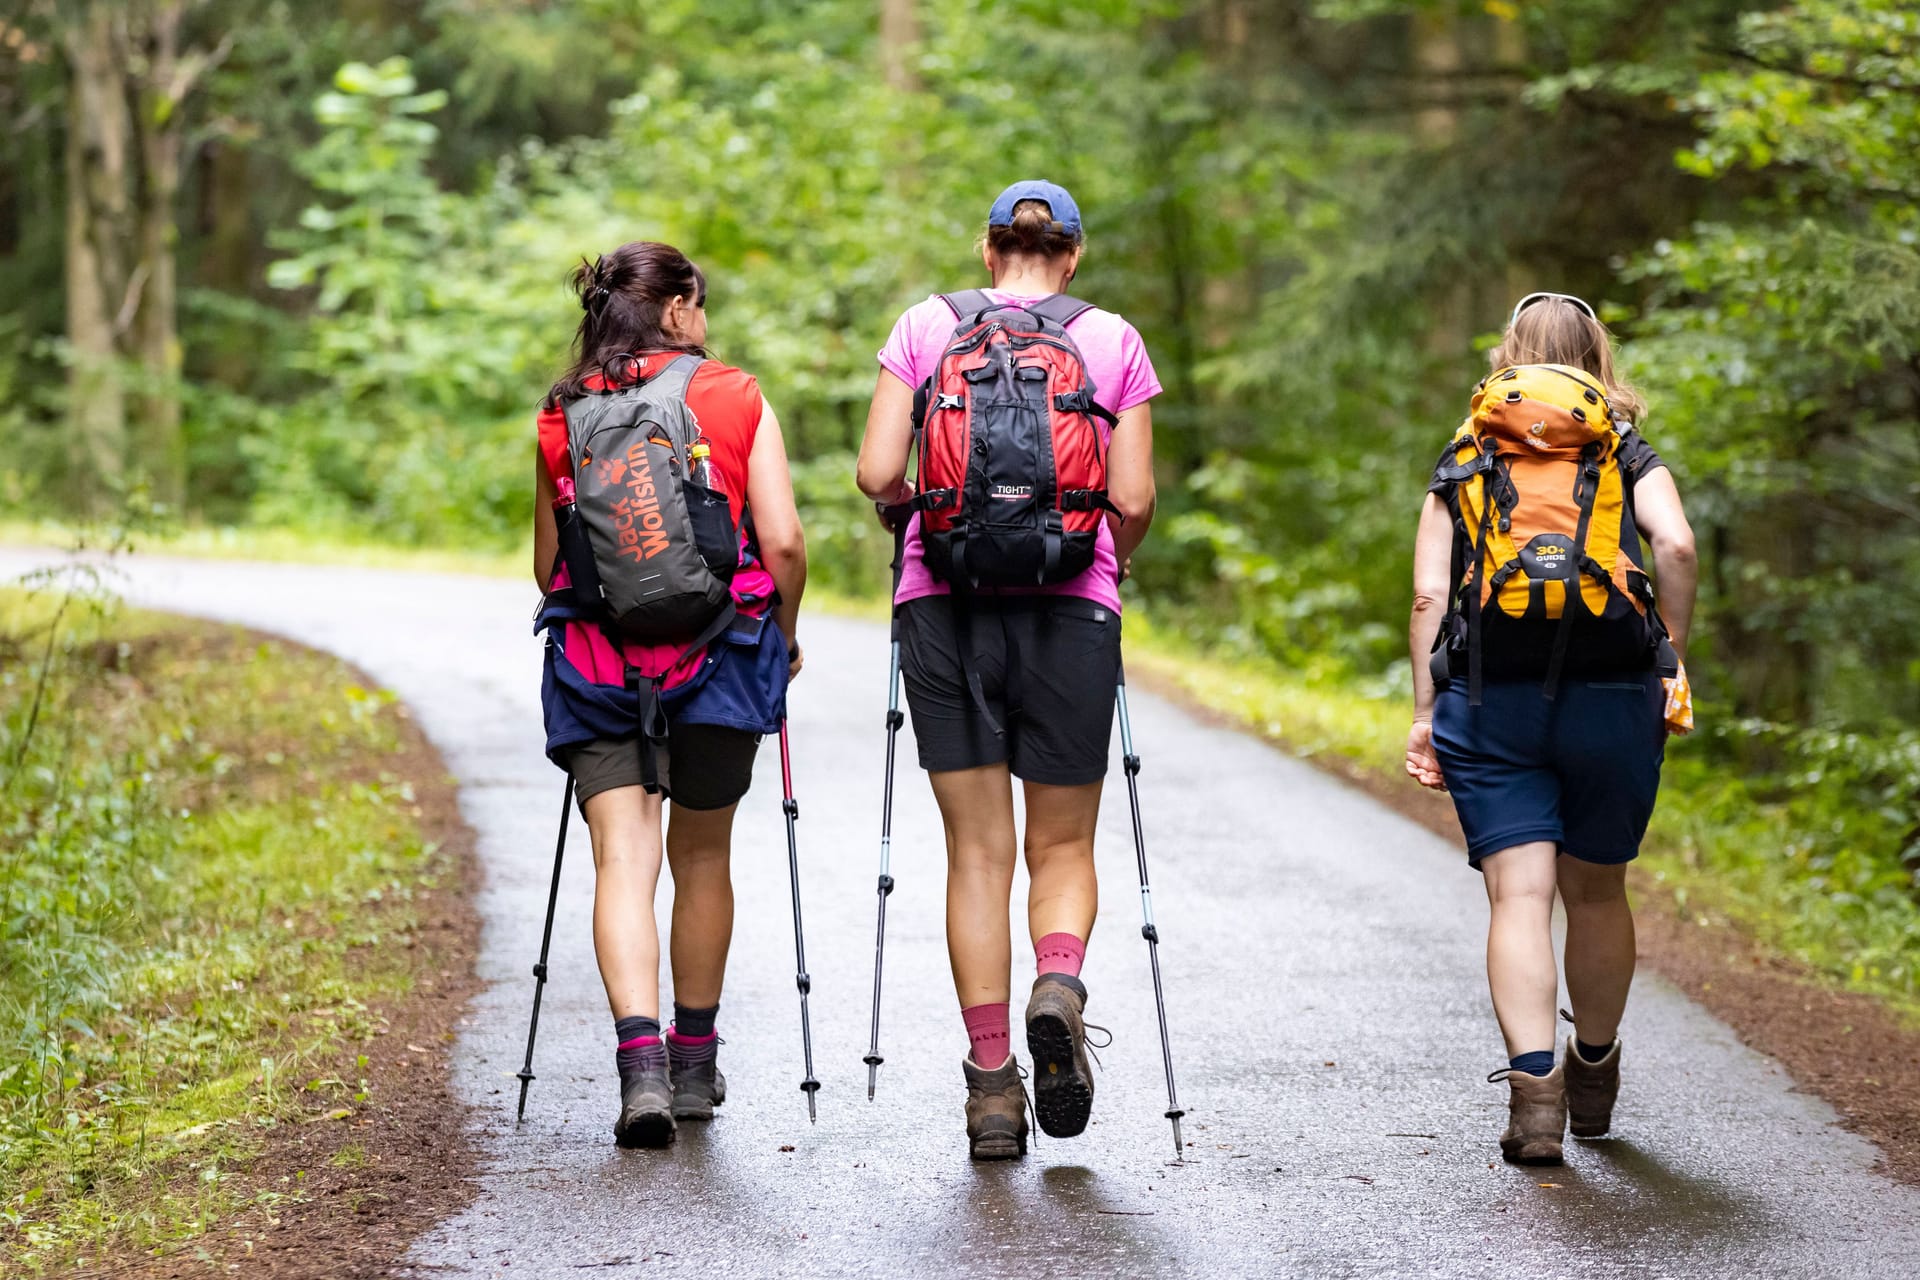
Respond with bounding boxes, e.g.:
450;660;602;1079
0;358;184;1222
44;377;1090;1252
1575;1038;1613;1064
1509;1049;1555;1077
614;1015;665;1073
672;1002;719;1039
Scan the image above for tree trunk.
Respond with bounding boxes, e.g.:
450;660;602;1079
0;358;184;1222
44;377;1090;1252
879;0;919;93
132;3;189;511
61;2;134;512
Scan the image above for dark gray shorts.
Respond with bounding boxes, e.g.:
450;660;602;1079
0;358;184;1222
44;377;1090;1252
558;723;761;812
898;595;1121;786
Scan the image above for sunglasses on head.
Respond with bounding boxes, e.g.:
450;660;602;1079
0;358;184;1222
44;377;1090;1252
1510;292;1597;325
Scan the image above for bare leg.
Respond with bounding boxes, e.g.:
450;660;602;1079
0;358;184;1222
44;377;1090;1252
1480;841;1561;1059
665;802;739;1010
929;764;1019;1008
1021;779;1102;948
1557;856;1634;1046
581;785;666;1021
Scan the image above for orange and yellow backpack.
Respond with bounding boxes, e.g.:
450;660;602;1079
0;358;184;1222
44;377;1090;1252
1429;363;1676;704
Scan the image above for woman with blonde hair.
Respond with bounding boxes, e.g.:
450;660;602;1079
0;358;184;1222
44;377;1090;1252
1405;293;1698;1164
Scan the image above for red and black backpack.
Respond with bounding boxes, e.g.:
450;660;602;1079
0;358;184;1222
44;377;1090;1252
912;291;1119;588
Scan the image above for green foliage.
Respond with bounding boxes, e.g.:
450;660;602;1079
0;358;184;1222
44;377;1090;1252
4;0;1917;1019
0;578;440;1265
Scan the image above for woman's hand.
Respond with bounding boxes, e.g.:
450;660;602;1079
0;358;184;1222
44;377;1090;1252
788;641;805;682
1405;719;1446;791
876;480;915;532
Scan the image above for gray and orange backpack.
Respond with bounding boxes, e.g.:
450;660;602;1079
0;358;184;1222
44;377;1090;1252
1429;363;1678;704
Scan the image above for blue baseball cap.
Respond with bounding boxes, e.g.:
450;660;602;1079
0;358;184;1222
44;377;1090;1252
988;180;1083;238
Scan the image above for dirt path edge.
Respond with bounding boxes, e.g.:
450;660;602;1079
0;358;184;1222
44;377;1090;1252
82;639;485;1280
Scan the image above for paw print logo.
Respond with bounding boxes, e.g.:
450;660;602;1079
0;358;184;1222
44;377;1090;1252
595;457;628;487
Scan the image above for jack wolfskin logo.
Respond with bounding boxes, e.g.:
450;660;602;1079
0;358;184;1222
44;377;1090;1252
596;457;628;487
612;442;670;561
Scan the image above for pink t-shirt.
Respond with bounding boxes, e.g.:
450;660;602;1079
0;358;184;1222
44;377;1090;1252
877;290;1162;611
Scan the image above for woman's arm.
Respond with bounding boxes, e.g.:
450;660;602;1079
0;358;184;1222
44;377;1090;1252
1406;493;1455;790
746;397;808;677
1630;467;1698;663
857;370;918;505
1106;403;1156;571
533;448;559;593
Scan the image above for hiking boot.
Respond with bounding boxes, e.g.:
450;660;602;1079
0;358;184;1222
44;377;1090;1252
614;1064;676;1149
963;1055;1029;1161
1026;973;1096;1139
1563;1034;1621;1137
1496;1064;1566;1165
667;1036;726;1121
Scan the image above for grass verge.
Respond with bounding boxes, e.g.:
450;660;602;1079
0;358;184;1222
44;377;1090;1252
0;583;464;1272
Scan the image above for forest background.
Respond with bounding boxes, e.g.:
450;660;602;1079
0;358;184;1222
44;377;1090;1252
3;2;1917;998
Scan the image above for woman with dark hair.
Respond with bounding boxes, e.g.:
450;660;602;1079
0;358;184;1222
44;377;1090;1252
534;240;807;1148
856;181;1161;1160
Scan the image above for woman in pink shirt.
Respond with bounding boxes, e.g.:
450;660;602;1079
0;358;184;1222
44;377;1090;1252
856;180;1161;1160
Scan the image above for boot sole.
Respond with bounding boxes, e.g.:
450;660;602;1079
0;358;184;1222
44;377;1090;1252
969;1130;1027;1161
1569;1118;1612;1138
1501;1140;1564;1166
614;1106;676;1149
1027;1010;1094;1139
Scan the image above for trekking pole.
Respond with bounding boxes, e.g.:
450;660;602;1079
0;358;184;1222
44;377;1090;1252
515;776;574;1122
1115;665;1187;1158
778;720;823;1121
864;517;909;1099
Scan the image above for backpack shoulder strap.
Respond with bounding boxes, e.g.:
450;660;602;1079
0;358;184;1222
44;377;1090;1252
643;352;704;401
1025;293;1096;329
941;290;994;322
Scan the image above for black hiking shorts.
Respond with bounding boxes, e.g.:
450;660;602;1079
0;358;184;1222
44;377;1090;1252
559;723;760;813
898;595;1121;786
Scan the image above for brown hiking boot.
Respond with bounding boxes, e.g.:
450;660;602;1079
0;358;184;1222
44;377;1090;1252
1026;974;1096;1138
1496;1065;1566;1165
963;1055;1029;1161
1563;1034;1621;1137
614;1064;676;1149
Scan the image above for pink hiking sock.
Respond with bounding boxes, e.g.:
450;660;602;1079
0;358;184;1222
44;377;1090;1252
962;1002;1011;1069
1035;931;1086;978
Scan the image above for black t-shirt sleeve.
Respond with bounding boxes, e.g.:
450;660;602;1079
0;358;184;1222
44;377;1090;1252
1616;429;1667;483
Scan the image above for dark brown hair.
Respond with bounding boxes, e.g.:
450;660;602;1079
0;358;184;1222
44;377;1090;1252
981;198;1084;262
1489;297;1646;423
545;241;707;408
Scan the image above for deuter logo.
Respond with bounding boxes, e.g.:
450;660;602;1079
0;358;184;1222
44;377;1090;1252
611;441;670;561
991;484;1033;501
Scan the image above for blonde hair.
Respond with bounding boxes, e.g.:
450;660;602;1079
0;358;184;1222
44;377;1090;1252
1489;298;1645;423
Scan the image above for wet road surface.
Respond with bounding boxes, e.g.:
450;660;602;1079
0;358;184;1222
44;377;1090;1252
9;551;1920;1278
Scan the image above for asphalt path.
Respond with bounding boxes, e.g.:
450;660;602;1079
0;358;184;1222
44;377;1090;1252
8;550;1920;1278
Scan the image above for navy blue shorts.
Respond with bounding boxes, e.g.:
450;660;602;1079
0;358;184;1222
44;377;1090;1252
1431;672;1666;869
